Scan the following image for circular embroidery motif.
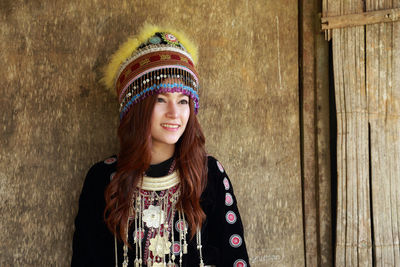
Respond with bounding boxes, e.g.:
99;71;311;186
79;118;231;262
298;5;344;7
233;259;247;267
109;172;116;181
229;235;243;248
172;241;181;255
175;219;188;232
163;33;178;44
223;177;230;190
226;211;237;224
133;228;145;241
225;193;233;206
216;161;224;173
104;157;116;164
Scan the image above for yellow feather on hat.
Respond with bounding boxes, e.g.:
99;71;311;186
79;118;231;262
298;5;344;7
101;24;198;92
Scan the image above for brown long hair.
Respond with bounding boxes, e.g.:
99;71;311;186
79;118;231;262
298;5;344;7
104;95;207;244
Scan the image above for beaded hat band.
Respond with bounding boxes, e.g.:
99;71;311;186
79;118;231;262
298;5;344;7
102;26;200;119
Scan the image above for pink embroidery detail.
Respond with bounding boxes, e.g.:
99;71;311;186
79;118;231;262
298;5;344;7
165;33;178;43
225;193;233;206
104;157;117;164
175;219;187;232
216;161;224;173
226;211;237;224
233;259;247;267
173;241;181;255
229;235;243;248
223;177;230;190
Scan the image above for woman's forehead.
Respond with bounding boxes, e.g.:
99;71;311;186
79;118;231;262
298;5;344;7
159;92;189;97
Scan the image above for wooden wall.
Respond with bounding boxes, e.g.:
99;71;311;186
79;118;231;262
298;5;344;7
323;0;400;265
0;0;306;266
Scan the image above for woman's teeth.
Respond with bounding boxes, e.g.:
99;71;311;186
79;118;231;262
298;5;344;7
161;124;179;128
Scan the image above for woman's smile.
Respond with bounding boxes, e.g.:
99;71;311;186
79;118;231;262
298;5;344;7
160;123;181;130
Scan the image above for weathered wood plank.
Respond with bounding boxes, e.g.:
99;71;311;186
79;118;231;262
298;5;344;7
393;18;400;267
303;3;333;266
332;25;373;266
367;19;400;266
300;0;322;265
332;27;346;266
321;8;400;30
315;6;333;266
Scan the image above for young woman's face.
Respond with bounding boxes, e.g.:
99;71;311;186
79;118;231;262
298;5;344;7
150;92;190;150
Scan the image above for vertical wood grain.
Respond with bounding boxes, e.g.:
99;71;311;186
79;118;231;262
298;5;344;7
332;25;373;266
300;0;332;265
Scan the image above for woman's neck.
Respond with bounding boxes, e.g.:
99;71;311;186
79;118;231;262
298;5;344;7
150;143;175;164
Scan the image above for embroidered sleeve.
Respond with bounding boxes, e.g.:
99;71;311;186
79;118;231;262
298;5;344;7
212;159;250;267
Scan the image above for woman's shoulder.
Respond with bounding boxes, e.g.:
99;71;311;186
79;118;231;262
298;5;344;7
82;155;118;189
88;155;117;175
206;155;228;176
202;155;237;211
205;155;232;189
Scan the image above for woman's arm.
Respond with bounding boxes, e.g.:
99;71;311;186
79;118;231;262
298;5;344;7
71;161;116;267
205;157;250;267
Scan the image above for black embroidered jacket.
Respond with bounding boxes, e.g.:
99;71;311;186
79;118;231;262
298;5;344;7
72;156;249;267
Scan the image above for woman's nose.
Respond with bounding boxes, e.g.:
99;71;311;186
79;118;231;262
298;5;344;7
166;102;178;118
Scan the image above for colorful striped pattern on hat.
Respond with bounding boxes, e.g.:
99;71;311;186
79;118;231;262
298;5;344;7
101;25;200;119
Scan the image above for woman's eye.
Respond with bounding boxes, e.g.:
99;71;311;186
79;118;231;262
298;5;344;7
157;97;166;103
179;99;189;104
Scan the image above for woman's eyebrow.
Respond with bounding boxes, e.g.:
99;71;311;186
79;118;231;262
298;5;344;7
159;93;188;97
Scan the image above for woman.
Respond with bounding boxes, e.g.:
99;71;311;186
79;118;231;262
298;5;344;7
72;25;249;267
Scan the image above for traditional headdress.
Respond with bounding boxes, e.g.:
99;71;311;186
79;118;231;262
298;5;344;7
102;24;200;120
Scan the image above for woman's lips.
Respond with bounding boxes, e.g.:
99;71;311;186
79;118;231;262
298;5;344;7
161;123;180;131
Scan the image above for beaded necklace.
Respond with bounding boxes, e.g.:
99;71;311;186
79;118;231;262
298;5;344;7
119;160;204;267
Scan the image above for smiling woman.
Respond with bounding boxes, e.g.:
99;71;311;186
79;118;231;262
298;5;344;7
150;92;190;163
72;24;249;267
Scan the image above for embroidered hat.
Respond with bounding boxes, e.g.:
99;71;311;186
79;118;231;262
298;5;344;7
102;24;200;120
